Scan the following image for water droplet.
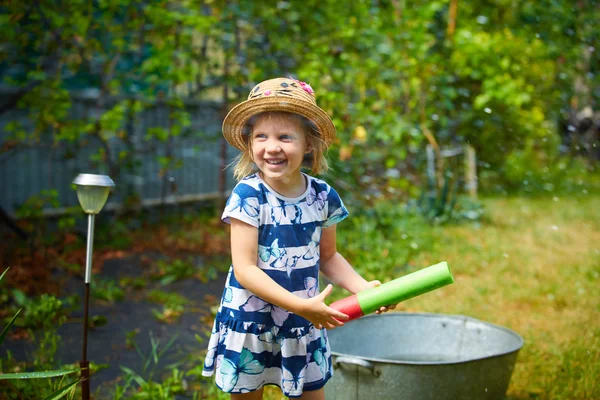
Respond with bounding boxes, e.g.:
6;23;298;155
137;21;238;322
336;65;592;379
484;108;492;114
476;15;489;24
432;114;439;121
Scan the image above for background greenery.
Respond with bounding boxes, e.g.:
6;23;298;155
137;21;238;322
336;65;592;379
2;0;598;203
1;0;599;399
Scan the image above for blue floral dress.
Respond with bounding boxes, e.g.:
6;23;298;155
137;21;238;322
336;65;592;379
202;173;349;397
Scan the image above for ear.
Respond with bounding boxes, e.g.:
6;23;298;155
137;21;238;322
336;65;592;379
305;142;313;154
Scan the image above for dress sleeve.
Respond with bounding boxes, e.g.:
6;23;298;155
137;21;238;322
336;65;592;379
221;183;261;228
323;185;349;228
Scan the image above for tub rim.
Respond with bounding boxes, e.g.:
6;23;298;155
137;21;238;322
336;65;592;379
328;312;525;366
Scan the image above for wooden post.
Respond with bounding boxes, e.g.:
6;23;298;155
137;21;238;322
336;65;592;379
464;145;477;198
447;0;458;37
426;145;436;186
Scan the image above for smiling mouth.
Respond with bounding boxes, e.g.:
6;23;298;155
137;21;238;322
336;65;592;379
266;159;286;165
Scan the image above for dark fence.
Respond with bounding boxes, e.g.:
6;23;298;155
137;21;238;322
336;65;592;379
0;93;237;217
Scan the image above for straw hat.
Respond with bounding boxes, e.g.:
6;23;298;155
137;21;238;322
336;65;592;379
222;77;336;151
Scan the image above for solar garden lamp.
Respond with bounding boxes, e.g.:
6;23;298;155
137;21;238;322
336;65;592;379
72;173;115;400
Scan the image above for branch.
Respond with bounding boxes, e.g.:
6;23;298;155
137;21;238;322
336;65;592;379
0;206;29;240
0;82;40;115
35;2;64;46
0;4;66;116
447;0;458;37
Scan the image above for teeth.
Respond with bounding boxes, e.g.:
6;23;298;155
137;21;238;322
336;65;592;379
267;160;285;165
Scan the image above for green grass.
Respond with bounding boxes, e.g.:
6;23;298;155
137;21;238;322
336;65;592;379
400;194;600;400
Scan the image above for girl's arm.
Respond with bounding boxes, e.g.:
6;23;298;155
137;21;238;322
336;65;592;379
230;218;348;329
319;224;371;293
320;225;396;313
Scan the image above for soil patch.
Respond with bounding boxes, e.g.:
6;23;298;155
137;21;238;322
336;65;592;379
2;252;227;397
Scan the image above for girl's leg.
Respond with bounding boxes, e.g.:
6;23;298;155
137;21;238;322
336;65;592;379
294;388;325;400
231;387;264;400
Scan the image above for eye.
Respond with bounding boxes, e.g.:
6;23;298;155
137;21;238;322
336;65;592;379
280;134;293;141
254;133;267;140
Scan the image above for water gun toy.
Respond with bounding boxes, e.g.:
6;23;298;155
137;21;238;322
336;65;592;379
330;261;454;321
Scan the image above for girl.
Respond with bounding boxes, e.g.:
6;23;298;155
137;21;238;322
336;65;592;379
202;77;394;399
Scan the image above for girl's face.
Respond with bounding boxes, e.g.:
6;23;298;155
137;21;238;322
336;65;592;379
250;114;312;188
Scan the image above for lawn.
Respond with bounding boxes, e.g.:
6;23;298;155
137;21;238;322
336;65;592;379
398;194;600;400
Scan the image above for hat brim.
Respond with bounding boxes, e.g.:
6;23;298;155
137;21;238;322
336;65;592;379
222;96;336;151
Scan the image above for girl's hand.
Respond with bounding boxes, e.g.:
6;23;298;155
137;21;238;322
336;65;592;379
362;280;398;315
297;284;349;330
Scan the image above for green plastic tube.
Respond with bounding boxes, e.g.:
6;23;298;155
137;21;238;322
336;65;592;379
356;261;454;314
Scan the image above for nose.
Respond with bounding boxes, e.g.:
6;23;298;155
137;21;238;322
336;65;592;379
266;139;281;153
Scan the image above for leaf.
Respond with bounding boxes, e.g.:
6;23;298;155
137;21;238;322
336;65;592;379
11;289;27;306
0;309;21;346
43;378;82;400
159;275;177;285
0;267;9;283
120;365;147;387
157;334;179;360
0;367;79;380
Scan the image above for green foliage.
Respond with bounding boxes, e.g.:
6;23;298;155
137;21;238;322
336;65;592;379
480;133;600;195
2;0;217;198
114;366;187;399
95;220;133;250
15;190;61;219
147;289;188;323
3;0;599;208
147;289;188;308
0;309;20;347
151;258;196;285
0;368;79;380
9;290;66;330
336;203;434;287
0;268;81;400
112;331;187;399
119;276;147;290
11;191;78;253
91;278;125;303
410;171;484;224
125;328;140;350
504;157;596;196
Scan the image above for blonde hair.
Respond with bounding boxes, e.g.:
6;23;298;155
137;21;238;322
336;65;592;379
231;111;329;181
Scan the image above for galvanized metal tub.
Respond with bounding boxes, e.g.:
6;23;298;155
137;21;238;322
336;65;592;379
325;313;523;400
